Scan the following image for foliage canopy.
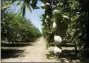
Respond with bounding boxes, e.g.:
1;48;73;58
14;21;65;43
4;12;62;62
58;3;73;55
1;12;41;44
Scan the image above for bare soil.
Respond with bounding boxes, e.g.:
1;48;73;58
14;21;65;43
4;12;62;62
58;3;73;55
1;37;81;62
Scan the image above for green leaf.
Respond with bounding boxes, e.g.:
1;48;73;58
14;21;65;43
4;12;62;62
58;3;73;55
20;2;26;16
25;0;30;6
22;5;25;16
31;0;37;9
16;1;22;6
1;4;12;10
11;0;17;3
27;5;32;13
41;6;46;9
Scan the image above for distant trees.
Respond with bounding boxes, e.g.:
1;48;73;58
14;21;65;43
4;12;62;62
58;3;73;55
1;12;41;44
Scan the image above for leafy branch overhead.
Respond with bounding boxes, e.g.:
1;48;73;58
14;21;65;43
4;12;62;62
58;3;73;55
2;0;39;16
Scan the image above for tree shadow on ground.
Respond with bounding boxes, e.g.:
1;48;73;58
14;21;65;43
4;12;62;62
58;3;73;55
1;48;25;59
57;50;80;63
80;58;89;63
59;50;79;59
57;50;89;63
1;42;34;47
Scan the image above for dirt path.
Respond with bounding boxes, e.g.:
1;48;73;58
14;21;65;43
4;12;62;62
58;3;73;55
1;37;60;62
1;37;81;63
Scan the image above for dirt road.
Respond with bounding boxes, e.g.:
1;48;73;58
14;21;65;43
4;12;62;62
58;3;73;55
1;37;81;63
1;37;60;62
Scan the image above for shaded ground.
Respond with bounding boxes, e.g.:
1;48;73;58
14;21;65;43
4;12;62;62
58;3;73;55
1;37;88;63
